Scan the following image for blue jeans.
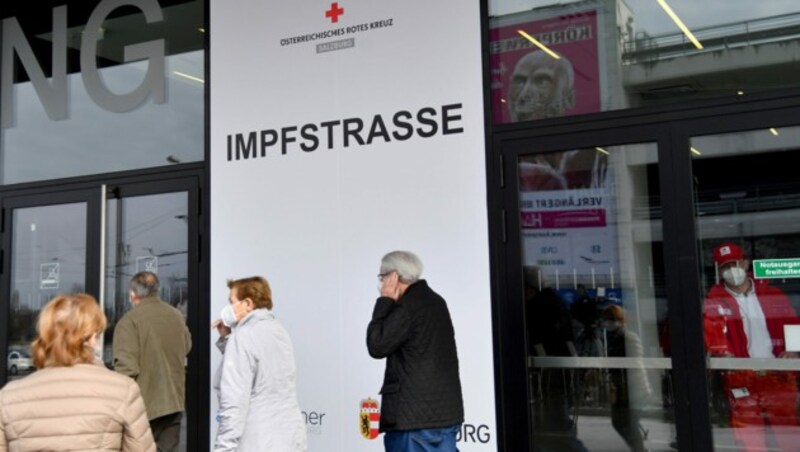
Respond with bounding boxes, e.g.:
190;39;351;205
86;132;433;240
384;425;460;452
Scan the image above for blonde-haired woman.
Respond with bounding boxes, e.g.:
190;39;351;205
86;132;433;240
0;293;155;452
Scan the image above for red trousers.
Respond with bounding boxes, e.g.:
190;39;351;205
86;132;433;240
723;370;799;451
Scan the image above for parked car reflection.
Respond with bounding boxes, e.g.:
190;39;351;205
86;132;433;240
7;349;34;376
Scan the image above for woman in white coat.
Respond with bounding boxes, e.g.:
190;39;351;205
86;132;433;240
212;276;307;452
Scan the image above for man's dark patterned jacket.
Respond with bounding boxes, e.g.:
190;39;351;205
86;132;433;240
367;279;464;432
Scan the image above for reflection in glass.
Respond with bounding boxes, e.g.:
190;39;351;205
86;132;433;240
489;0;800;124
525;269;588;451
693;126;800;451
520;143;675;450
6;349;34;378
706;369;800;451
1;0;204;185
103;192;189;369
8;203;87;381
490;5;603;125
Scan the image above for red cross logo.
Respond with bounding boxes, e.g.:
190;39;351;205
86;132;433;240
325;2;344;23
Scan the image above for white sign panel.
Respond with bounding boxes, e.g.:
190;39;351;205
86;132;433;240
520;187;619;280
39;262;59;290
211;1;494;450
136;255;158;274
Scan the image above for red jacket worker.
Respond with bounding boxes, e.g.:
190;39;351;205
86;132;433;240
703;243;800;451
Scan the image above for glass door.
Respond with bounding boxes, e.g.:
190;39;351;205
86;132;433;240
494;109;800;451
691;125;800;451
0;190;99;382
493;122;713;451
103;184;196;451
517;141;676;451
103;190;190;366
0;174;204;451
10;203;89;373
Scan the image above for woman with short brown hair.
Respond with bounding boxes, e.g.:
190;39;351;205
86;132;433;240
0;294;155;452
227;276;273;310
212;276;306;451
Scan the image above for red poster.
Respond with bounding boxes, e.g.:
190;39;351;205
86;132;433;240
490;9;601;124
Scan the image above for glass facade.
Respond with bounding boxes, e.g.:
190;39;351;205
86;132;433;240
0;1;206;448
3;1;800;451
7;202;87;382
103;191;189;366
520;143;677;450
489;0;800;124
492;2;800;449
692;127;800;451
0;0;204;185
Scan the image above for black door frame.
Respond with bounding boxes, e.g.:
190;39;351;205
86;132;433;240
0;163;209;451
487;94;800;451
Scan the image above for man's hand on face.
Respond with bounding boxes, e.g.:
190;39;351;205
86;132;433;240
380;272;402;301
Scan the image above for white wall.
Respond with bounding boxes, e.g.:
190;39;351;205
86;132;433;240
210;1;496;450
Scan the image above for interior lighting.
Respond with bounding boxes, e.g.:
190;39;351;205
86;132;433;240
770;128;779;136
657;0;703;49
198;27;206;33
690;146;702;156
736;90;744;96
595;147;609;155
173;71;205;83
517;30;560;59
500;98;506;103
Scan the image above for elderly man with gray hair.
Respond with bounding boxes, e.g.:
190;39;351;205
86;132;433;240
366;251;464;452
113;271;192;452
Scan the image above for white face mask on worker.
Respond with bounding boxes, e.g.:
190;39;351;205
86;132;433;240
722;266;747;287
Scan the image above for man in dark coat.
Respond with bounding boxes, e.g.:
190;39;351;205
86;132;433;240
367;250;463;452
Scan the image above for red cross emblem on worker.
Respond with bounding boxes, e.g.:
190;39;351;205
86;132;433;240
325;2;344;23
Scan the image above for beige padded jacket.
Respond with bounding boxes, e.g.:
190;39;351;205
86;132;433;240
0;363;155;452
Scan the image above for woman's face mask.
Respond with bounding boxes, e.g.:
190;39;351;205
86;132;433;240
222;289;250;328
722;266;747;287
220;303;239;328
